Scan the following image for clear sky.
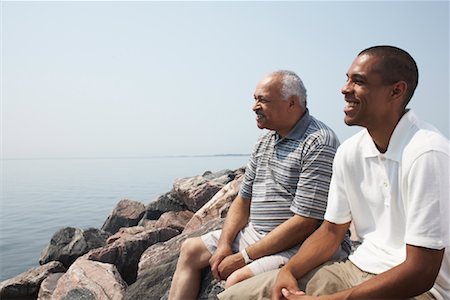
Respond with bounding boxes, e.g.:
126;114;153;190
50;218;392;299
2;1;449;159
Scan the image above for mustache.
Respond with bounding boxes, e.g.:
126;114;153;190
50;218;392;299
255;110;265;117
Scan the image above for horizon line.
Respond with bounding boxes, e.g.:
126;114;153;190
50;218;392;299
1;153;250;161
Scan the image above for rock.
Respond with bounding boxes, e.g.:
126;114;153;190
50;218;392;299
155;210;194;232
138;192;187;224
172;169;237;212
51;258;126;300
183;174;243;234
126;218;224;300
0;261;66;300
101;199;146;234
37;272;64;300
106;225;153;245
39;227;110;268
86;227;179;284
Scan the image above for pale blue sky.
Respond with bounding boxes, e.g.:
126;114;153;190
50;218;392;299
2;1;449;159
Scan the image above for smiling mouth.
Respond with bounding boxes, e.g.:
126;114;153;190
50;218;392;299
345;101;359;109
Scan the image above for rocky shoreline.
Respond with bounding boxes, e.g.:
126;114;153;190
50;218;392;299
0;168;245;300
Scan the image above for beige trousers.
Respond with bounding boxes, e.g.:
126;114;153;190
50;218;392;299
218;260;435;300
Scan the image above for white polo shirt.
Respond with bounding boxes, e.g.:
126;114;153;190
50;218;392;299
325;110;449;300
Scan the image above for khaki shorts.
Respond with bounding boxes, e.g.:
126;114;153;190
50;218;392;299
201;223;299;276
218;259;436;300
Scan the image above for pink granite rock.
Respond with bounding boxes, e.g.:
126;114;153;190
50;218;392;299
183;174;243;234
0;261;66;300
51;258;126;300
155;210;194;232
37;272;64;300
172;169;238;212
87;226;179;284
101;199;146;234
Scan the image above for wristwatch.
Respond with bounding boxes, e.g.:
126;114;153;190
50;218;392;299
241;248;253;264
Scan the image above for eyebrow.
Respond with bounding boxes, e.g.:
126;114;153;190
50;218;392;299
347;72;368;82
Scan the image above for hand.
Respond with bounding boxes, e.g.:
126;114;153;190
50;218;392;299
272;267;302;300
209;244;233;281
217;252;246;279
281;288;307;299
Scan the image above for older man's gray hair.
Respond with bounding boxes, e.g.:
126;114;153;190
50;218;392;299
271;70;307;108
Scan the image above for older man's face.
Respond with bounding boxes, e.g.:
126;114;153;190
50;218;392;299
252;75;291;134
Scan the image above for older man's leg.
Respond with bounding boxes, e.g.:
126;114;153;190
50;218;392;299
168;237;212;300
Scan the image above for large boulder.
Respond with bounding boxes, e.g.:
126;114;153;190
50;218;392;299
37;272;64;300
101;199;146;234
127;218;224;300
0;261;66;300
172;169;238;212
51;258;127;300
86;226;179;284
183;174;243;234
139;192;187;223
154;210;194;232
39;227;110;268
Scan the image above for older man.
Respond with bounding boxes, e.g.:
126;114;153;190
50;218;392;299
168;70;350;300
219;46;449;300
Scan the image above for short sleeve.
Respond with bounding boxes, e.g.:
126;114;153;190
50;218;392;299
290;142;337;220
324;147;352;224
405;150;449;249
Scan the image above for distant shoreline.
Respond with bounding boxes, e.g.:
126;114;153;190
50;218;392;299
1;154;250;161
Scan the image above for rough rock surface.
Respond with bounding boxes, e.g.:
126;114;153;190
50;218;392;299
0;261;66;300
37;272;64;300
172;169;237;211
139;192;186;223
154;210;194;232
51;258;127;300
87;227;179;284
101;199;146;234
39;227;110;268
183;173;243;234
127;218;224;300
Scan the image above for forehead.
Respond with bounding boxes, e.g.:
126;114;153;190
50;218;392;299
254;74;282;96
348;54;377;73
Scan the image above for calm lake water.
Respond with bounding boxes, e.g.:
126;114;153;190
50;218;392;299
0;155;249;281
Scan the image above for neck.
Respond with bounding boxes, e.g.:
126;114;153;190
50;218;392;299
369;109;407;153
277;109;306;138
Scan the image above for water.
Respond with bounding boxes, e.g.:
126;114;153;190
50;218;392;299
0;155;249;282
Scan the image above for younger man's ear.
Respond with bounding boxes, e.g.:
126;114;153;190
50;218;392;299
391;81;407;99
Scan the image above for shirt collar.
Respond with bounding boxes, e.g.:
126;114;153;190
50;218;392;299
274;109;312;142
362;109;417;161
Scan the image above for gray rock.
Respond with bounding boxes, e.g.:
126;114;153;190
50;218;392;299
0;261;66;300
139;192;187;223
51;258;126;300
101;199;146;234
39;227;110;268
86;227;179;284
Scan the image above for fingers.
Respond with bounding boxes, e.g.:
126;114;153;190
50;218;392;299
281;288;305;298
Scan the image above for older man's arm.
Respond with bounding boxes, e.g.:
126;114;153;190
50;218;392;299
210;195;251;280
218;214;319;279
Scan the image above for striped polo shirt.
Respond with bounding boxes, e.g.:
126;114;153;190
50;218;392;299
240;109;340;234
